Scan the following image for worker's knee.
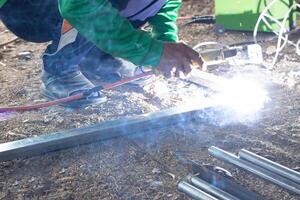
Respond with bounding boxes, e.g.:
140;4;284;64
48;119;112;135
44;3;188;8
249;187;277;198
0;0;62;43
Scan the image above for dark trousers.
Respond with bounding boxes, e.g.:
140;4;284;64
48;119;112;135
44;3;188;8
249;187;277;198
0;0;149;76
0;0;62;43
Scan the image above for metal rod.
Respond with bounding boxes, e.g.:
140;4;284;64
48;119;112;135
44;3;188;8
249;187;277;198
178;181;218;200
186;69;228;91
186;175;241;200
239;149;300;185
0;105;214;162
208;146;300;195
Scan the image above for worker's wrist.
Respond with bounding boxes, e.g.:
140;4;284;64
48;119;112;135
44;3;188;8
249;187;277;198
142;39;164;68
155;32;178;42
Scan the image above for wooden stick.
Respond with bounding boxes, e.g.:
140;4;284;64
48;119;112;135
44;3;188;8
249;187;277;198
0;37;19;48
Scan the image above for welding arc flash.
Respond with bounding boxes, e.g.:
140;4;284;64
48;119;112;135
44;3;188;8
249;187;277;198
215;76;270;115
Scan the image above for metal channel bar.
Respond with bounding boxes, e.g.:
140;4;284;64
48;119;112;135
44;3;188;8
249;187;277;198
178;181;218;200
184;160;264;200
208;146;300;195
186;69;228;92
0;105;214;162
186;175;240;200
239;149;300;184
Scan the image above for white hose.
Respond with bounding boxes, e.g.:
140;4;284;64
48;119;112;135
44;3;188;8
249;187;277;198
271;5;294;68
253;0;300;69
262;14;291;49
253;0;279;43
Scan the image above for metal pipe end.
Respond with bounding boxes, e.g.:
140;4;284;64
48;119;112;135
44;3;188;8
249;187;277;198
185;174;194;182
208;146;218;155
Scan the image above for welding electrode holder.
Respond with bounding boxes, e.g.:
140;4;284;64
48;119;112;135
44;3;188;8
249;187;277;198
196;43;263;67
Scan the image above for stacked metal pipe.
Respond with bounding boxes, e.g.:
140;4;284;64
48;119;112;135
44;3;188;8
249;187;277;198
208;146;300;195
177;169;253;200
177;177;242;200
177;158;264;200
178;181;219;200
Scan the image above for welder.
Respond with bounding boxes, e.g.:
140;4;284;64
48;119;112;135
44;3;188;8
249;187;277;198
0;0;203;107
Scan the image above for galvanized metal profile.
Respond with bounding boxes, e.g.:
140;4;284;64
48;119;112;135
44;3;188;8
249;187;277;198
186;69;228;91
186;174;241;200
208;146;300;195
184;159;264;200
0;105;213;162
178;181;218;200
239;149;300;185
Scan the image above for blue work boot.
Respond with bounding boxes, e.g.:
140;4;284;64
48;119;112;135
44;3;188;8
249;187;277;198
41;70;107;108
118;61;155;86
41;32;107;108
80;52;122;83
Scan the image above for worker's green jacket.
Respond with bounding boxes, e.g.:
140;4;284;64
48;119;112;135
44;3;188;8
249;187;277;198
0;0;181;67
0;0;5;7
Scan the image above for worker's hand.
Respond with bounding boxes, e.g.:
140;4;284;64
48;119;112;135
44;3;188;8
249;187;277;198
156;42;203;78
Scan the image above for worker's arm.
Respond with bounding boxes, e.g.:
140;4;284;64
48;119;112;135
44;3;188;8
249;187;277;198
58;0;202;77
58;0;164;67
0;0;7;8
148;0;203;77
148;0;181;42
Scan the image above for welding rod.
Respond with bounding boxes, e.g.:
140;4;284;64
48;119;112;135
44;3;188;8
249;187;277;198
178;181;218;200
239;149;300;185
186;175;241;200
208;146;300;195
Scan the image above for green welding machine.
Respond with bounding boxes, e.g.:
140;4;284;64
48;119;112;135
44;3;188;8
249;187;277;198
214;0;296;32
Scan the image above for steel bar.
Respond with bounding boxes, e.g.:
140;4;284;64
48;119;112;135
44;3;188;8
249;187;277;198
239;149;300;184
186;69;228;91
177;181;218;200
0;105;214;162
208;146;300;195
186;175;240;200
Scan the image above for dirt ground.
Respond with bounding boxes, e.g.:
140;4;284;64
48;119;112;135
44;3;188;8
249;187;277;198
0;1;300;199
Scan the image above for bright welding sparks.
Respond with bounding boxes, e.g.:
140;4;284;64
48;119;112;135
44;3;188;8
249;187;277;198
213;76;270;115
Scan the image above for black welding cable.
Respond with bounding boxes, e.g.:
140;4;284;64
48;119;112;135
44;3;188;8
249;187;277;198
179;15;216;28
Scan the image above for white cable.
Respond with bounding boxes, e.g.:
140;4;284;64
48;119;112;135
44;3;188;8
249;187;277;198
253;0;299;69
261;6;291;68
261;16;288;52
253;0;279;43
270;5;294;68
262;14;291;49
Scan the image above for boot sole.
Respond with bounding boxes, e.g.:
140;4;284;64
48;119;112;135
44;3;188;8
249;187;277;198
41;85;107;108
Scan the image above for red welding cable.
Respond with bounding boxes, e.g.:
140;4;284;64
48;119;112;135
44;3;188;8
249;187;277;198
0;93;85;113
0;71;154;113
103;71;153;90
